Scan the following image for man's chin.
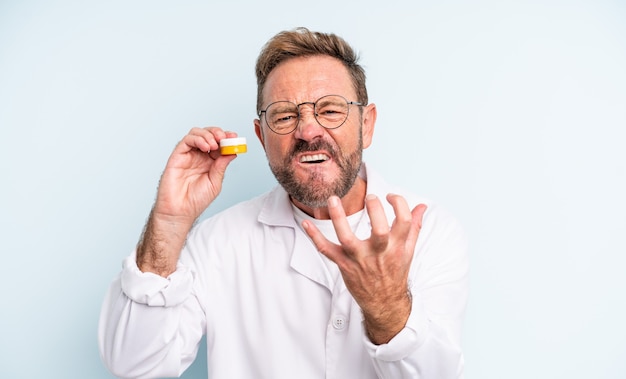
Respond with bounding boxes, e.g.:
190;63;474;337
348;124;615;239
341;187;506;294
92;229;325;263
288;176;337;208
291;195;330;210
294;162;338;180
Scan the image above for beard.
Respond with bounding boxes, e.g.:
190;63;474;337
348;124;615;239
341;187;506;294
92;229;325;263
268;135;363;208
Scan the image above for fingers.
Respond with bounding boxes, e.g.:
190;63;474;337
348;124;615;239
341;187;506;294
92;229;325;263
327;196;354;245
176;127;238;156
304;194;428;266
406;203;427;249
386;194;413;241
365;193;414;253
303;196;361;266
302;219;346;266
371;194;427;254
365;194;389;252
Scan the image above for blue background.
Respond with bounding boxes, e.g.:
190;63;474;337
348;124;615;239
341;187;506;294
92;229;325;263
1;1;625;378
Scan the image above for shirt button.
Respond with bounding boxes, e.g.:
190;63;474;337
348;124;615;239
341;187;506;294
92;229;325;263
332;315;347;330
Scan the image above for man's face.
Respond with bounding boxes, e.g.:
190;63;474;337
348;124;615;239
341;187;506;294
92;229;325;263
254;55;375;210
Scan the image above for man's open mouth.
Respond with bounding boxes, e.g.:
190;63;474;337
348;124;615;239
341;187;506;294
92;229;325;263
300;154;330;164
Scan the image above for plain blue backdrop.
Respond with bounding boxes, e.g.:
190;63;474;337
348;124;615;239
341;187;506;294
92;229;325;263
1;1;625;378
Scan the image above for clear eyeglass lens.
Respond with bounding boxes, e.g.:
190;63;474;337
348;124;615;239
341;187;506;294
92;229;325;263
315;96;349;128
265;95;349;133
266;102;299;133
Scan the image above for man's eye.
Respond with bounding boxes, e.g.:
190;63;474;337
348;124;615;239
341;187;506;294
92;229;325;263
318;106;346;119
271;113;298;124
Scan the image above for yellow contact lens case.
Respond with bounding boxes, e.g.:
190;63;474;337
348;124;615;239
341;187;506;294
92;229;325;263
219;137;247;155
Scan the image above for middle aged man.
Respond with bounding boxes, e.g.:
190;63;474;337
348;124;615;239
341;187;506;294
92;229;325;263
99;27;469;379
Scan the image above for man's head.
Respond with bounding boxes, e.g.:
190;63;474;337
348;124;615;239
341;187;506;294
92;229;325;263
253;28;377;215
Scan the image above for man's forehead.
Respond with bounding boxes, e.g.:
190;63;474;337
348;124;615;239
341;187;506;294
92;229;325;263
262;56;355;103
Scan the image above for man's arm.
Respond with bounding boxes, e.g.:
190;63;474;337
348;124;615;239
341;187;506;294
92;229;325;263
303;193;425;344
137;127;238;277
303;194;469;378
99;127;238;378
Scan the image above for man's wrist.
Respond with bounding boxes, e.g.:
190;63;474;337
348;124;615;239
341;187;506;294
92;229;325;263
135;209;191;277
363;290;412;345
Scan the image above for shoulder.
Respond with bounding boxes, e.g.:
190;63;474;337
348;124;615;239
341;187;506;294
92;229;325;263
193;190;272;235
181;189;279;270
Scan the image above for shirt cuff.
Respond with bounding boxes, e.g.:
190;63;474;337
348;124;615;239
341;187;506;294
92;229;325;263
120;252;194;307
363;293;430;361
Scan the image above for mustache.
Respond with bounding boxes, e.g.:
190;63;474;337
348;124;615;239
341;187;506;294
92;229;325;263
289;139;339;160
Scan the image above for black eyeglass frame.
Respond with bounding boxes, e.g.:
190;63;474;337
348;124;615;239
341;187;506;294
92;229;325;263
258;94;364;135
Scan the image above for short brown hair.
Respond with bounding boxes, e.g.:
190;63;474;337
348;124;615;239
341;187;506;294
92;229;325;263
255;27;368;114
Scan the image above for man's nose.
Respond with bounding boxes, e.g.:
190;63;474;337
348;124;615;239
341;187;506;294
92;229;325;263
294;104;324;140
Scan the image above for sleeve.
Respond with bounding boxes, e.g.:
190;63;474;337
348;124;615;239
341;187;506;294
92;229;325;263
97;252;206;379
364;205;470;379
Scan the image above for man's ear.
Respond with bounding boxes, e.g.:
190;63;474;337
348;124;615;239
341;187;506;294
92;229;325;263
361;103;377;149
254;119;266;150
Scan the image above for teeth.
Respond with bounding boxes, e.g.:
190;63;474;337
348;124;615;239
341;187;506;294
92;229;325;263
300;154;329;163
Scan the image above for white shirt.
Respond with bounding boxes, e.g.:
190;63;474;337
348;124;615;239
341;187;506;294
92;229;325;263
98;164;469;379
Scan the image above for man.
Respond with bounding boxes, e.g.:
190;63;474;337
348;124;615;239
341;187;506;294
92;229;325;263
99;27;469;379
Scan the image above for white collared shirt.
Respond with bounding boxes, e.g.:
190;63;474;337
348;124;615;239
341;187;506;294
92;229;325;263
98;163;469;379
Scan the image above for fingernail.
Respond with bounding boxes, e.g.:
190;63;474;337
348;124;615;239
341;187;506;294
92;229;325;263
366;194;377;201
328;196;339;207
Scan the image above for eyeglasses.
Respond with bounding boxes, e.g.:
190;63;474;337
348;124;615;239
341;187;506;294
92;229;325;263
258;94;364;135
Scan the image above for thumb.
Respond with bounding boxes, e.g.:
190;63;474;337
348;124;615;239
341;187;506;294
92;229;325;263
206;154;237;194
